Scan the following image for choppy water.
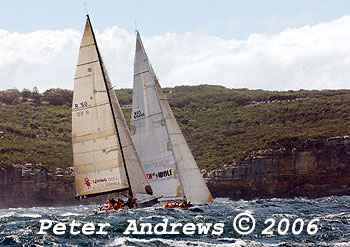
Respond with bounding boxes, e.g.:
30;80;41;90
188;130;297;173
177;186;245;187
0;196;350;246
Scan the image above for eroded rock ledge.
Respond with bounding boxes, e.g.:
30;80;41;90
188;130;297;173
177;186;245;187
205;136;350;200
1;136;350;208
0;164;76;208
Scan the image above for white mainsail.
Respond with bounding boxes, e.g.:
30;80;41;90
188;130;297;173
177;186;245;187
131;31;213;204
72;16;153;199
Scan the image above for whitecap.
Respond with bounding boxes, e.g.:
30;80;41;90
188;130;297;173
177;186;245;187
195;215;204;219
138;206;157;212
271;213;297;219
333;242;350;247
0;212;15;218
325;212;347;219
109;237;271;247
59;212;81;217
18;213;42;218
214;197;233;204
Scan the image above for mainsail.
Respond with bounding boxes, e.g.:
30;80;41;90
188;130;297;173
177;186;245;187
130;31;213;204
72;16;153;199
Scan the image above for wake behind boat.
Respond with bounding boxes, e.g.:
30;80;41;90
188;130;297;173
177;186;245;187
71;15;157;211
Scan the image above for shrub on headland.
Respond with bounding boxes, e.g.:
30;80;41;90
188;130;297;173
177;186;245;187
1;85;350;171
0;89;21;105
42;88;73;106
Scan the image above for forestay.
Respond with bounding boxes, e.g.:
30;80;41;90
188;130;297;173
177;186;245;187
131;31;213;204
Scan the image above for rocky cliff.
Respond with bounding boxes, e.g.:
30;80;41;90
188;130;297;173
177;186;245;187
206;136;350;200
0;163;111;208
1;136;350;208
0;164;76;208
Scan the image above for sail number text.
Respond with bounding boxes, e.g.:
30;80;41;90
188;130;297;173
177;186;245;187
74;101;88;108
74;102;89;117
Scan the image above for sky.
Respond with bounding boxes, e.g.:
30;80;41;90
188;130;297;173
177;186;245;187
1;0;350;91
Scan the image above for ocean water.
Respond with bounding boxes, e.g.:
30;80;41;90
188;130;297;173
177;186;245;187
0;196;349;246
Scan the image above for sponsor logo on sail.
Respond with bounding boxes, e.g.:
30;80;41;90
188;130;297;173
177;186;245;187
147;169;173;180
92;177;121;186
84;177;91;189
93;177;119;184
133;110;145;119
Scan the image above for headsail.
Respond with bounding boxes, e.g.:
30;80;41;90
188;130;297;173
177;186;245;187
72;16;152;199
131;31;213;204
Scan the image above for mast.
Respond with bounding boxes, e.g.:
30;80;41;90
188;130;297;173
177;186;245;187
86;15;133;198
135;31;186;200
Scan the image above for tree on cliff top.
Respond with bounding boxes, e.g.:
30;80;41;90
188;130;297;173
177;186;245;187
21;88;32;100
42;88;72;106
0;89;21;105
32;87;41;106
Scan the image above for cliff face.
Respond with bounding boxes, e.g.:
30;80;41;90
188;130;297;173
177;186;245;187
0;164;77;208
206;136;350;200
0;164;111;208
1;136;350;208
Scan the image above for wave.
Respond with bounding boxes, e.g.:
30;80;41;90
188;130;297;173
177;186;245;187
108;236;269;247
0;212;15;219
59;212;81;217
18;213;42;218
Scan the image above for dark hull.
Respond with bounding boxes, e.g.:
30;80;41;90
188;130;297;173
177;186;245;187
138;197;160;208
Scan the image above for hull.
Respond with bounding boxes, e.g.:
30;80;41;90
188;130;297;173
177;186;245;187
138;197;160;208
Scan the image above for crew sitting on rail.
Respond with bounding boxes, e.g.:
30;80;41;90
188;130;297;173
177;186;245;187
162;201;192;208
105;197;139;211
114;199;125;210
126;198;138;209
105;198;113;211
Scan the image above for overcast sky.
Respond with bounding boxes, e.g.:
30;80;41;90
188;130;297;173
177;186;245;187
1;0;350;91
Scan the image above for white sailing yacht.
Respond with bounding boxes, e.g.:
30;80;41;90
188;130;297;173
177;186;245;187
130;31;213;205
71;16;156;206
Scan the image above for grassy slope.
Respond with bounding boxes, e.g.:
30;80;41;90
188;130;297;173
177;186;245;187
1;85;350;171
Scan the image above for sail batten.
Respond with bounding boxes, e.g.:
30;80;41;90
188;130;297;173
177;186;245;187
131;31;213;204
72;16;153;199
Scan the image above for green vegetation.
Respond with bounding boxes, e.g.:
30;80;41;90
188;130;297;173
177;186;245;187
0;105;71;172
1;85;350;171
